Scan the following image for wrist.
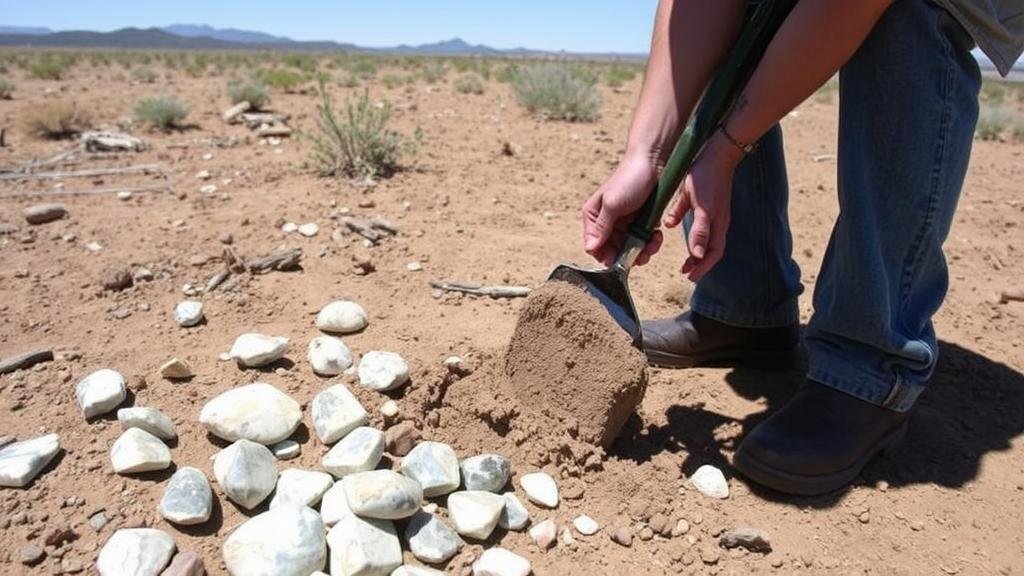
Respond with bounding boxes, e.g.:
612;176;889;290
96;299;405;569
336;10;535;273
704;130;747;169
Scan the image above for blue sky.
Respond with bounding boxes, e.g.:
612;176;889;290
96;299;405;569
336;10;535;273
2;1;659;53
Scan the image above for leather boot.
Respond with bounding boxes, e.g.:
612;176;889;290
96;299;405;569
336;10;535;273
641;311;798;368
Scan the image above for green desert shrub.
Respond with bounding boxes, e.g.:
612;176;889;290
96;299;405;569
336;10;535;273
419;61;447;84
0;78;13;99
1012;121;1024;144
980;80;1008;104
227;79;271;109
338;74;360;88
604;64;638;88
131;66;158;83
309;83;418;179
975;106;1014;140
454;74;485;95
258;68;307;92
25;101;90;138
134;96;189;130
344;58;378;80
513;64;600;122
282;53;317;74
28;54;73;80
381;73;407;89
495;63;519;83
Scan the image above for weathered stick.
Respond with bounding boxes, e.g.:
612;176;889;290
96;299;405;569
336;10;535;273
1000;288;1024;304
0;147;77;174
430;280;531;299
205;268;230;292
0;164;164;181
244;248;302;273
0;348;54;375
369;217;399;235
0;183;172;199
340;216;382;243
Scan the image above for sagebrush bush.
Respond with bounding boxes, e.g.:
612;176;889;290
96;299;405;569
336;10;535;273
227;80;270;109
25;101;90;138
258;68;307;92
381;74;407;89
338;74;359;88
513;65;600;122
0;77;13;99
604;65;638;88
308;83;418;179
28;55;73;80
975;106;1014;140
419;61;447;84
981;80;1008;104
1012;121;1024;144
132;66;157;83
454;74;485;95
134;96;189;130
344;59;378;80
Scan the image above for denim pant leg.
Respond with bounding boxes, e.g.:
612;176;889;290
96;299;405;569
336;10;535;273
690;125;803;328
805;0;981;412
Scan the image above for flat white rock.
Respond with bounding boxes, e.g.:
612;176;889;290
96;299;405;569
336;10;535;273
322;426;384;477
519;472;559;508
312;384;368;444
75;368;127;418
118;407;176;440
573;514;600;535
298;222;320;237
160;467;212;525
270;468;334;509
0;433;60;488
461;454;511;493
200;383;301;444
405;510;463;564
529;518;557;550
110;428;172;474
316;300;368;334
97;528;176;576
447;491;505;540
228;333;289;367
327;514;401;576
690;464;729;499
213;439;278;509
472;548;531;576
343;469;423;520
392;567;445;576
400;441;460;497
498;493;530;531
320;482;354;526
308;336;354;376
271;439;301;460
358;351;410;392
223;504;327;576
175;300;204;327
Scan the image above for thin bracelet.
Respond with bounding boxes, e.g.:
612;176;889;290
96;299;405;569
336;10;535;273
719;124;757;155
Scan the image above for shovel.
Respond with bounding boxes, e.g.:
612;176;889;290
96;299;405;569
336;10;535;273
549;0;798;348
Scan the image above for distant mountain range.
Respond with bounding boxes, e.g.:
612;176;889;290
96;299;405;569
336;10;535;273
0;24;644;60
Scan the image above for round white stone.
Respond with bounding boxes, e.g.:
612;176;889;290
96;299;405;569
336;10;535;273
200;383;302;444
175;300;204;327
315;300;368;334
447;491;505;540
380;400;399;418
472;548;531;576
228;333;289;367
308;336;353;376
97;528;176;576
311;384;368;444
160;467;212;525
343;469;423;520
213;439;278;509
400;441;460;498
117;407;176;441
690;464;729;499
75;369;127;419
223;504;327;576
519;472;559;508
498;493;530;531
358;351;410;392
320;482;353;526
321;426;384;478
460;454;511;493
327;515;402;576
298;222;320;237
270;468;334;509
282;221;298;233
0;433;60;488
271;439;301;460
110;428;172;474
573;514;600;536
405;510;463;564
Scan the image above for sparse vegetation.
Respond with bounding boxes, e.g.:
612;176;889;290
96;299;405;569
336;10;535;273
227;79;271;110
309;83;418;179
25;101;90;138
0;78;13;100
338;74;360;88
258;68;307;92
454;74;485;95
604;64;638;88
28;54;74;80
1012;121;1024;144
975;106;1014;141
132;66;158;83
513;64;600;122
134;96;190;130
344;58;378;80
381;74;408;89
419;61;448;84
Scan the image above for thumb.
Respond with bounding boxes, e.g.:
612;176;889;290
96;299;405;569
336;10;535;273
688;207;711;259
583;196;616;253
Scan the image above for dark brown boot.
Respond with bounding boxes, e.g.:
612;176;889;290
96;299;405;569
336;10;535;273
641;311;798;368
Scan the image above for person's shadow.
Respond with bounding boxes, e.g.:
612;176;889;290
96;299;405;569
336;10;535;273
610;338;1024;508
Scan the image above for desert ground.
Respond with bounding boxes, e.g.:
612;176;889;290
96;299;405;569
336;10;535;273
1;52;1023;575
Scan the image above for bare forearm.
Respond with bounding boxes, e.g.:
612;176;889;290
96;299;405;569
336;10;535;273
627;0;747;168
723;0;894;147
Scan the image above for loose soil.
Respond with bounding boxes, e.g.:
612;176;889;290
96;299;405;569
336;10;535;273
1;61;1023;576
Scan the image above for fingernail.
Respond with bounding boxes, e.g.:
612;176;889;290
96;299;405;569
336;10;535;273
692;244;705;259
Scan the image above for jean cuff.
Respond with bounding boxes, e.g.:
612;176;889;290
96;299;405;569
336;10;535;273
689;294;799;329
807;349;924;413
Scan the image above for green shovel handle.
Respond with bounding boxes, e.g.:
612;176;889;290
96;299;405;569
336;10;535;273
625;0;797;244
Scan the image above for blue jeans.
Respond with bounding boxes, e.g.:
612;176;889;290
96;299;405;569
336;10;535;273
689;0;981;412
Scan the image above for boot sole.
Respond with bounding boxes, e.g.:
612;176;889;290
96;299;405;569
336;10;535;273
732;420;908;496
644;347;797;370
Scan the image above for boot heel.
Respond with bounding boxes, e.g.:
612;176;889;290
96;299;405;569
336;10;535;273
881;422;909;456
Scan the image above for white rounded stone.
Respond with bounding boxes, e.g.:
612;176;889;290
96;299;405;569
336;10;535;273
472;548;531;576
358;351;410;392
690;464;729;499
379;400;399;418
110;428;172;474
270;468;334;509
343;469;423;520
308;336;353;376
228;333;289;367
312;385;368;444
118;407;176;440
75;369;127;419
573;514;600;535
498;493;530;531
320;482;353;526
322;426;384;478
160;467;212;525
327;515;402;576
460;454;511;493
97;528;176;576
223;504;327;576
282;222;298;233
175;300;204;327
447;491;505;540
0;433;60;488
298;222;320;237
400;441;460;498
405;510;463;564
315;300;368;334
529;518;557;550
519;472;559;508
271;439;301;460
200;383;301;445
213;439;278;509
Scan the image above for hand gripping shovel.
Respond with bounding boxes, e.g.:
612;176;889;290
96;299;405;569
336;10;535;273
548;0;798;348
